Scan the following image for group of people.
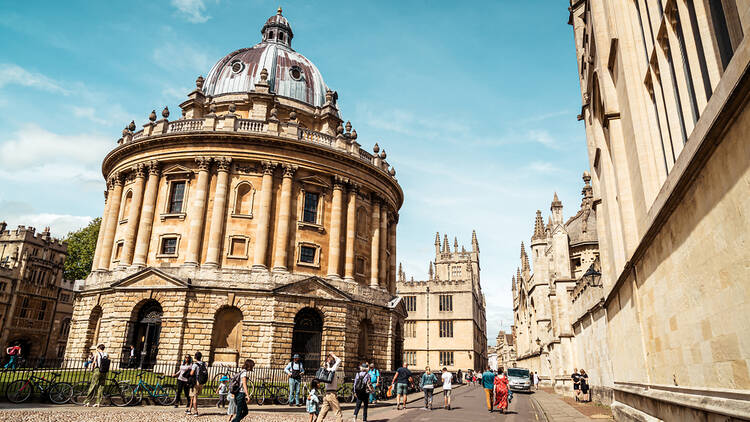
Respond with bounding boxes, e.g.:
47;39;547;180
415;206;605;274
417;366;455;411
171;351;209;417
571;368;590;402
481;367;513;414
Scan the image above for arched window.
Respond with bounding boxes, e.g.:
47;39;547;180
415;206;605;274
291;308;323;369
356;207;368;238
125;300;163;369
233;182;255;217
211;307;243;365
121;190;133;221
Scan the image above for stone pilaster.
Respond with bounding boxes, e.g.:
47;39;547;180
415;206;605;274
120;164;146;267
370;196;381;288
132;161;161;268
97;173;124;270
184;157;212;266
326;176;346;278
388;212;398;295
343;183;358;281
204;157;232;267
272;163;297;272
379;203;388;288
252;161;276;270
92;183;112;271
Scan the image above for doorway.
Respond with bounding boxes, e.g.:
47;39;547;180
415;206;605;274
291;308;323;370
129;300;162;369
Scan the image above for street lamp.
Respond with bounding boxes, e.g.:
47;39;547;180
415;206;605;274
582;266;602;287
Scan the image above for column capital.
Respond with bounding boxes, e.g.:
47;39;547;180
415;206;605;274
332;175;348;190
281;163;298;178
148;160;161;176
215;157;233;172
370;192;384;205
260;160;277;175
103;190;109;202
108;172;124;187
388;211;399;225
195;156;212;171
346;181;360;195
132;163;146;179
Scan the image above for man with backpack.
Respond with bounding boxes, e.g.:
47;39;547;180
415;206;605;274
284;353;304;406
83;344;110;407
352;363;372;421
189;351;208;416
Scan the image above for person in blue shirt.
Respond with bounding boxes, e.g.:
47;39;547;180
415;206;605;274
284;354;304;406
367;363;380;404
481;367;496;412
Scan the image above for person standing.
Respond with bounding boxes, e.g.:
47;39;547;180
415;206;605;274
217;376;229;408
456;369;463;385
571;368;581;401
316;352;343;422
391;362;412;410
493;367;510;414
232;358;255;422
173;354;192;409
83;344;109;407
533;371;540;390
352;363;372;421
481;366;496;412
441;367;453;410
189;351;208;416
128;345;137;369
285;354;305;406
367;363;380;404
420;367;437;410
579;369;590;402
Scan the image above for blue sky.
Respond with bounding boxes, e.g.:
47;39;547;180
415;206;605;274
0;0;588;345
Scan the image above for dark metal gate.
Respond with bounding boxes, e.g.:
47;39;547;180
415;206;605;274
291;308;323;370
126;301;163;369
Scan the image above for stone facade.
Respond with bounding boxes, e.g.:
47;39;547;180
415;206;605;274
513;174;604;397
65;9;406;372
495;330;516;371
0;223;74;360
396;232;487;372
569;1;750;420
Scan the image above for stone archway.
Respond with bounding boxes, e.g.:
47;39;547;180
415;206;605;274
210;306;243;366
126;300;163;369
291;307;323;370
83;306;103;357
357;319;374;364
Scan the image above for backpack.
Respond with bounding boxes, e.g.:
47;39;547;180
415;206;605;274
196;361;208;385
354;372;371;395
98;353;111;373
229;370;244;395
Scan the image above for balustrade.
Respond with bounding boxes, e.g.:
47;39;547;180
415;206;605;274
236;119;265;132
167;118;204;133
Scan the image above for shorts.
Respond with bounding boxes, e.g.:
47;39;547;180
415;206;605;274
443;389;452;397
190;384;203;397
395;383;409;395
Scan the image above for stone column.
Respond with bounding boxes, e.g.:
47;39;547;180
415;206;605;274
91;184;112;271
132;161;161;268
184;157;212;266
379;203;388;288
370;197;381;288
326;176;346;278
272;163;297;272
343;184;358;281
120;164;146;267
97;173;123;270
388;213;398;295
252;161;276;270
204;157;232;267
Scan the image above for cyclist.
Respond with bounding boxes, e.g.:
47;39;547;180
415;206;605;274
83;344;109;407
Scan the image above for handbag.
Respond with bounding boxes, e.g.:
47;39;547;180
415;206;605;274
314;367;335;384
387;384;393;398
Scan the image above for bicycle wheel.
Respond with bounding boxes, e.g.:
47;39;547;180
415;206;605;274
245;379;256;399
155;384;176;406
49;382;73;404
211;372;228;388
6;379;33;403
108;382;134;407
275;385;289;405
71;381;90;405
255;386;266;405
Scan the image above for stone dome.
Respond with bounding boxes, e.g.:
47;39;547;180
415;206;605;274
202;7;328;107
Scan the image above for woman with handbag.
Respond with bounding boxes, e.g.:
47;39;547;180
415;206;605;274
315;353;342;422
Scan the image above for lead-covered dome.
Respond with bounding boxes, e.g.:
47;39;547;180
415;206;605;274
202;7;328;107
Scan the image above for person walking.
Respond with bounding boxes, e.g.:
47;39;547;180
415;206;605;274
441;367;453;410
391;362;412;411
189;351;208;417
173;354;192;409
493;367;510;414
285;353;305;406
83;344;110;407
316;352;343;422
533;371;540;390
353;363;372;421
456;369;463;385
306;379;321;422
571;368;581;401
367;363;380;404
217;376;229;408
481;366;496;412
420;366;437;410
4;344;20;369
579;369;590;402
231;358;255;422
127;345;137;369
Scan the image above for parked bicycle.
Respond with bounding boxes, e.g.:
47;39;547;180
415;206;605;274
254;376;289;405
336;377;354;403
6;372;73;404
129;371;176;406
71;370;134;407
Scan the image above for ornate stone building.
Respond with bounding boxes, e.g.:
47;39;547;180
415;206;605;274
513;174;601;391
495;329;516;370
569;1;750;420
396;232;487;372
0;223;74;360
65;8;405;372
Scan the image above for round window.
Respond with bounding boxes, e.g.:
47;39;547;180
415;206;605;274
289;66;302;81
230;61;244;74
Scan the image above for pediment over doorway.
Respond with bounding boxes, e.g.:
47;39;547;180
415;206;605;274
111;267;190;290
272;276;352;302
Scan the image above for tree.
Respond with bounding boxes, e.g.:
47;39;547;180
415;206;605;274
63;218;101;281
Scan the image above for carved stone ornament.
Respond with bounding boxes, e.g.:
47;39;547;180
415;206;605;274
209;103;217;114
128;120;136;131
216;157;233;172
195;156;212;171
260;161;276;175
345;121;352;134
380;149;387;159
149;110;157;122
162;106;170;119
228;103;236;113
332;175;347;189
133;163;146;178
388;166;396;177
110;172;124;187
148;160;161;176
260;68;269;82
351;129;357;140
347;181;360;194
234;163;260;174
281;163;298;178
373;143;380;154
289;110;297;121
196;75;205;89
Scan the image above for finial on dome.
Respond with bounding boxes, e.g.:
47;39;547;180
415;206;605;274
277;6;282;15
228;103;236;113
379;149;387;159
336;123;344;134
149;110;157;122
196;75;204;89
373;143;380;154
128;120;136;131
162;106;170;119
389;166;396;176
122;127;129;137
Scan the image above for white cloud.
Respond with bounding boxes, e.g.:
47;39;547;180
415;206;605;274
4;214;92;238
0;124;110;171
0;63;70;94
153;43;212;72
171;0;211;23
528;161;562;173
527;129;560;149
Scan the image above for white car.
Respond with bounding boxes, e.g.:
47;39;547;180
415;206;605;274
507;368;532;392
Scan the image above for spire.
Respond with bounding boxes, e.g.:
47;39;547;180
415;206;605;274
428;261;434;280
442;234;449;253
551;192;563;224
471;230;479;253
532;210;545;241
512;275;517;295
516;267;522;282
398;262;405;282
435;232;441;256
521;242;530;274
454;237;459;253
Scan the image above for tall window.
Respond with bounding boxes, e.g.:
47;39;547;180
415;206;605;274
37;301;47;321
302;192;320;223
439;320;454;337
451;265;462;279
439;295;453;312
19;297;30;318
356;207;368;238
405;321;416;338
404;351;416;366
439;351;454;366
169;181;186;213
161;237;178;255
299;245;316;264
403;296;416;312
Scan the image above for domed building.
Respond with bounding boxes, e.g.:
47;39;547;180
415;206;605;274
66;8;405;371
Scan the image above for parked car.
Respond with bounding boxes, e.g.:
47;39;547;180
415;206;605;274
507;367;532;392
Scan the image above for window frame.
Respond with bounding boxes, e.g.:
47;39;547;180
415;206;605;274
159;166;193;221
355;256;367;276
112;240;124;263
231;181;256;219
439;295;453;312
226;235;250;259
119;188;133;224
439;351;454;366
156;233;181;258
296;242;321;268
439;320;454;338
296;180;328;232
403;295;416;312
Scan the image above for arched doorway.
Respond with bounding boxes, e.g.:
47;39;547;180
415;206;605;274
393;323;403;369
211;307;243;365
84;306;102;357
357;319;373;364
291;308;323;370
127;300;163;369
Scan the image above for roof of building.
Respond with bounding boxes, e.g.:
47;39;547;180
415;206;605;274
202;8;329;107
564;171;596;246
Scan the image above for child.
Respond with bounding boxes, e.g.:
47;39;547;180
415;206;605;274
226;383;237;422
216;376;229;408
306;379;321;422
